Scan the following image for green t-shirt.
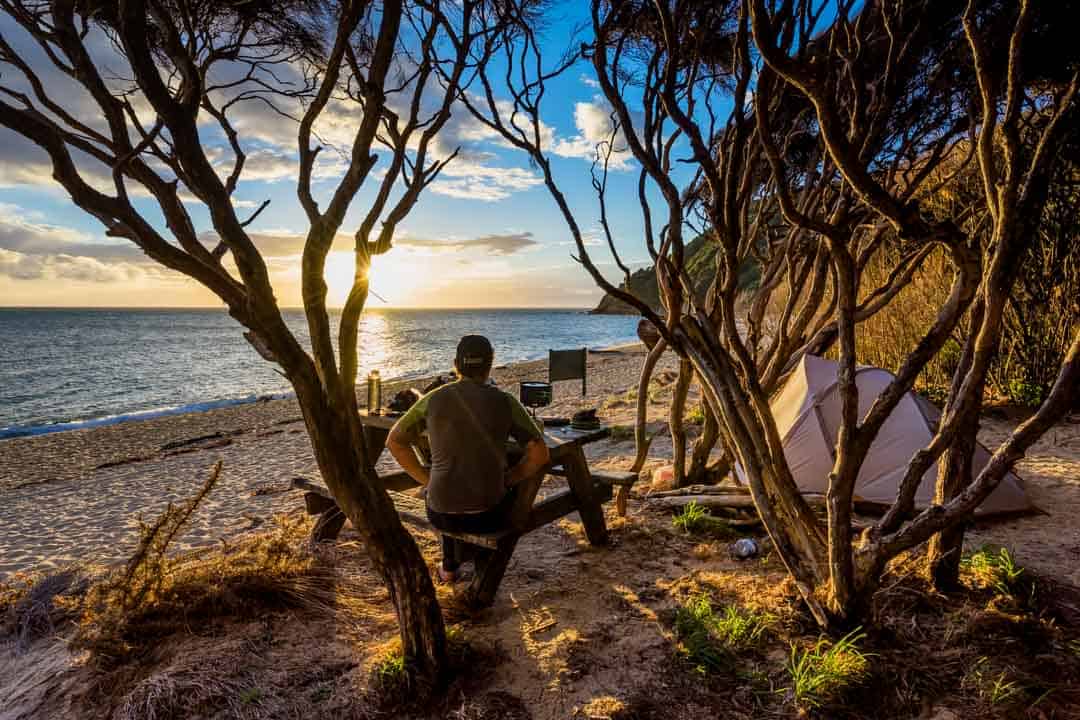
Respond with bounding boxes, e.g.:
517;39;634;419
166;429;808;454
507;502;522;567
392;379;543;513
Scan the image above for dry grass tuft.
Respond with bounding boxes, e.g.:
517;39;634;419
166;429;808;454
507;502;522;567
113;662;261;720
447;690;531;719
68;461;327;664
0;565;91;652
580;694;627;719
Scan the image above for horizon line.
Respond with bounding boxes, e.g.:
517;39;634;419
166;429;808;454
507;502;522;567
0;304;599;311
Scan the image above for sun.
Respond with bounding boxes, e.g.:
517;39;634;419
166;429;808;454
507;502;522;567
323;250;424;307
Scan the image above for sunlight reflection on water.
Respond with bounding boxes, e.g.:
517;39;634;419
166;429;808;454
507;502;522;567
0;307;639;437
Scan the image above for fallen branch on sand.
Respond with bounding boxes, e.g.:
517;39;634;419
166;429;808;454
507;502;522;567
648;494;759;511
645;484;750;498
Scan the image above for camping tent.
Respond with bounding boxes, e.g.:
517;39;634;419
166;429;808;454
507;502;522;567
736;354;1031;515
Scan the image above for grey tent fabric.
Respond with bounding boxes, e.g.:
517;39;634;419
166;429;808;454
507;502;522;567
735;354;1031;515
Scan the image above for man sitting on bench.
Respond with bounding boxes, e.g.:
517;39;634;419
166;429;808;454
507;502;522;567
387;334;551;583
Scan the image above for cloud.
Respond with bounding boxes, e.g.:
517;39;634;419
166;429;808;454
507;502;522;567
0;204;166;284
429;164;544;201
550;99;634;170
0;248;142;282
234;148;299;182
0;204;147;261
396;232;539;255
579;74;601;89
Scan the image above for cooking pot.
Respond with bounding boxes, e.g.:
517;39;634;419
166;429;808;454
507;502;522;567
519;380;553;409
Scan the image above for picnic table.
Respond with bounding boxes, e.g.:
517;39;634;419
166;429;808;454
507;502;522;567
293;410;636;607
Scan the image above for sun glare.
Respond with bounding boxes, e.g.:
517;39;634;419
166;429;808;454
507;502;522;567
323;251;422;307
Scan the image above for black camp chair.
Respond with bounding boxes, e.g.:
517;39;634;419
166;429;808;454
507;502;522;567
549;347;587;396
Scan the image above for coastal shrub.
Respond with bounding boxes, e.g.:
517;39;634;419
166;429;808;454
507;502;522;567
685;405;706;426
674;595;773;675
765;234;1075;407
672;502;738;539
786;629;871;710
963;657;1027;708
0;566;89;651
73;461;324;663
961;546;1026;599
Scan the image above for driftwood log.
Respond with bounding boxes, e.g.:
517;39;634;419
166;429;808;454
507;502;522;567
645;483;750;498
647;494;760;511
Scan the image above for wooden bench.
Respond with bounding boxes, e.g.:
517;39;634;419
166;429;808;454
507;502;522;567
293;472;614;607
592;469;639;517
298;414;636;607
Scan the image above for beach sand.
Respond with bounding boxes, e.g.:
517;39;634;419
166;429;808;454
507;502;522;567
3;346;1080;720
1;343;1078;588
0;344;678;579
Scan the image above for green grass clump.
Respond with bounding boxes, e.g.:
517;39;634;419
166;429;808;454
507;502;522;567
685;405;706;426
964;657;1027;707
672;502;738;539
962;546;1026;598
673;501;708;533
713;604;773;651
609;424;635;443
238;687;262;705
674;595;773;675
786;629;871;710
373;649;408;692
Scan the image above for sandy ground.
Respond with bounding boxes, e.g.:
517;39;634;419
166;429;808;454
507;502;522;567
1;344;1078;586
0;345;678;579
2;345;1080;720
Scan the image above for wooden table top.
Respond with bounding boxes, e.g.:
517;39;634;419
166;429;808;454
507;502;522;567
358;410;610;451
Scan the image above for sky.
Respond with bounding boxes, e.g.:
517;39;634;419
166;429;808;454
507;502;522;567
0;5;658;309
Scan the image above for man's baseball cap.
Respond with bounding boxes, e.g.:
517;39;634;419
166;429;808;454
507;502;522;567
455;334;494;371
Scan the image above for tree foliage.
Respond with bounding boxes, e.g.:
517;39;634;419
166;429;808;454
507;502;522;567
456;0;1080;626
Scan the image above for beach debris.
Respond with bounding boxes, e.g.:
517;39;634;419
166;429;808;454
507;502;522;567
160;431;240;454
388;388;422;412
650;465;676;491
422;374;452;394
731;538;760;559
251;482;289;497
647;483;751;498
648;494;759;511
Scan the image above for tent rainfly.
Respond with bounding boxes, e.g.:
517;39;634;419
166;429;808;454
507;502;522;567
736;354;1031;515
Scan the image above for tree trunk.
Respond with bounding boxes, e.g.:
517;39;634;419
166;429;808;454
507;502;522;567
927;430;977;591
678;320;832;626
926;299;984;591
670;359;693;486
630;339;667;472
293;373;447;680
687;400;721;485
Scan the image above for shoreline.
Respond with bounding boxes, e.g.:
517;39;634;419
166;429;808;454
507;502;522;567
0;340;644;443
2;340;1077;592
0;343;665;578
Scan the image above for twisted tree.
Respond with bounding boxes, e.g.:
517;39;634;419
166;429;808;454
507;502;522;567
452;0;1079;627
0;0;495;678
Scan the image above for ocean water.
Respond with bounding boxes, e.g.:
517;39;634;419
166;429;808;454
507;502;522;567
0;308;640;439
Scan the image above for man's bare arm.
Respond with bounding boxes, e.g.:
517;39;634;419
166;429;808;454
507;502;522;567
388;427;430;487
506;437;550;487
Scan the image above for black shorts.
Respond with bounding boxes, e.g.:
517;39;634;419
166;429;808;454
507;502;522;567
426;485;518;535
